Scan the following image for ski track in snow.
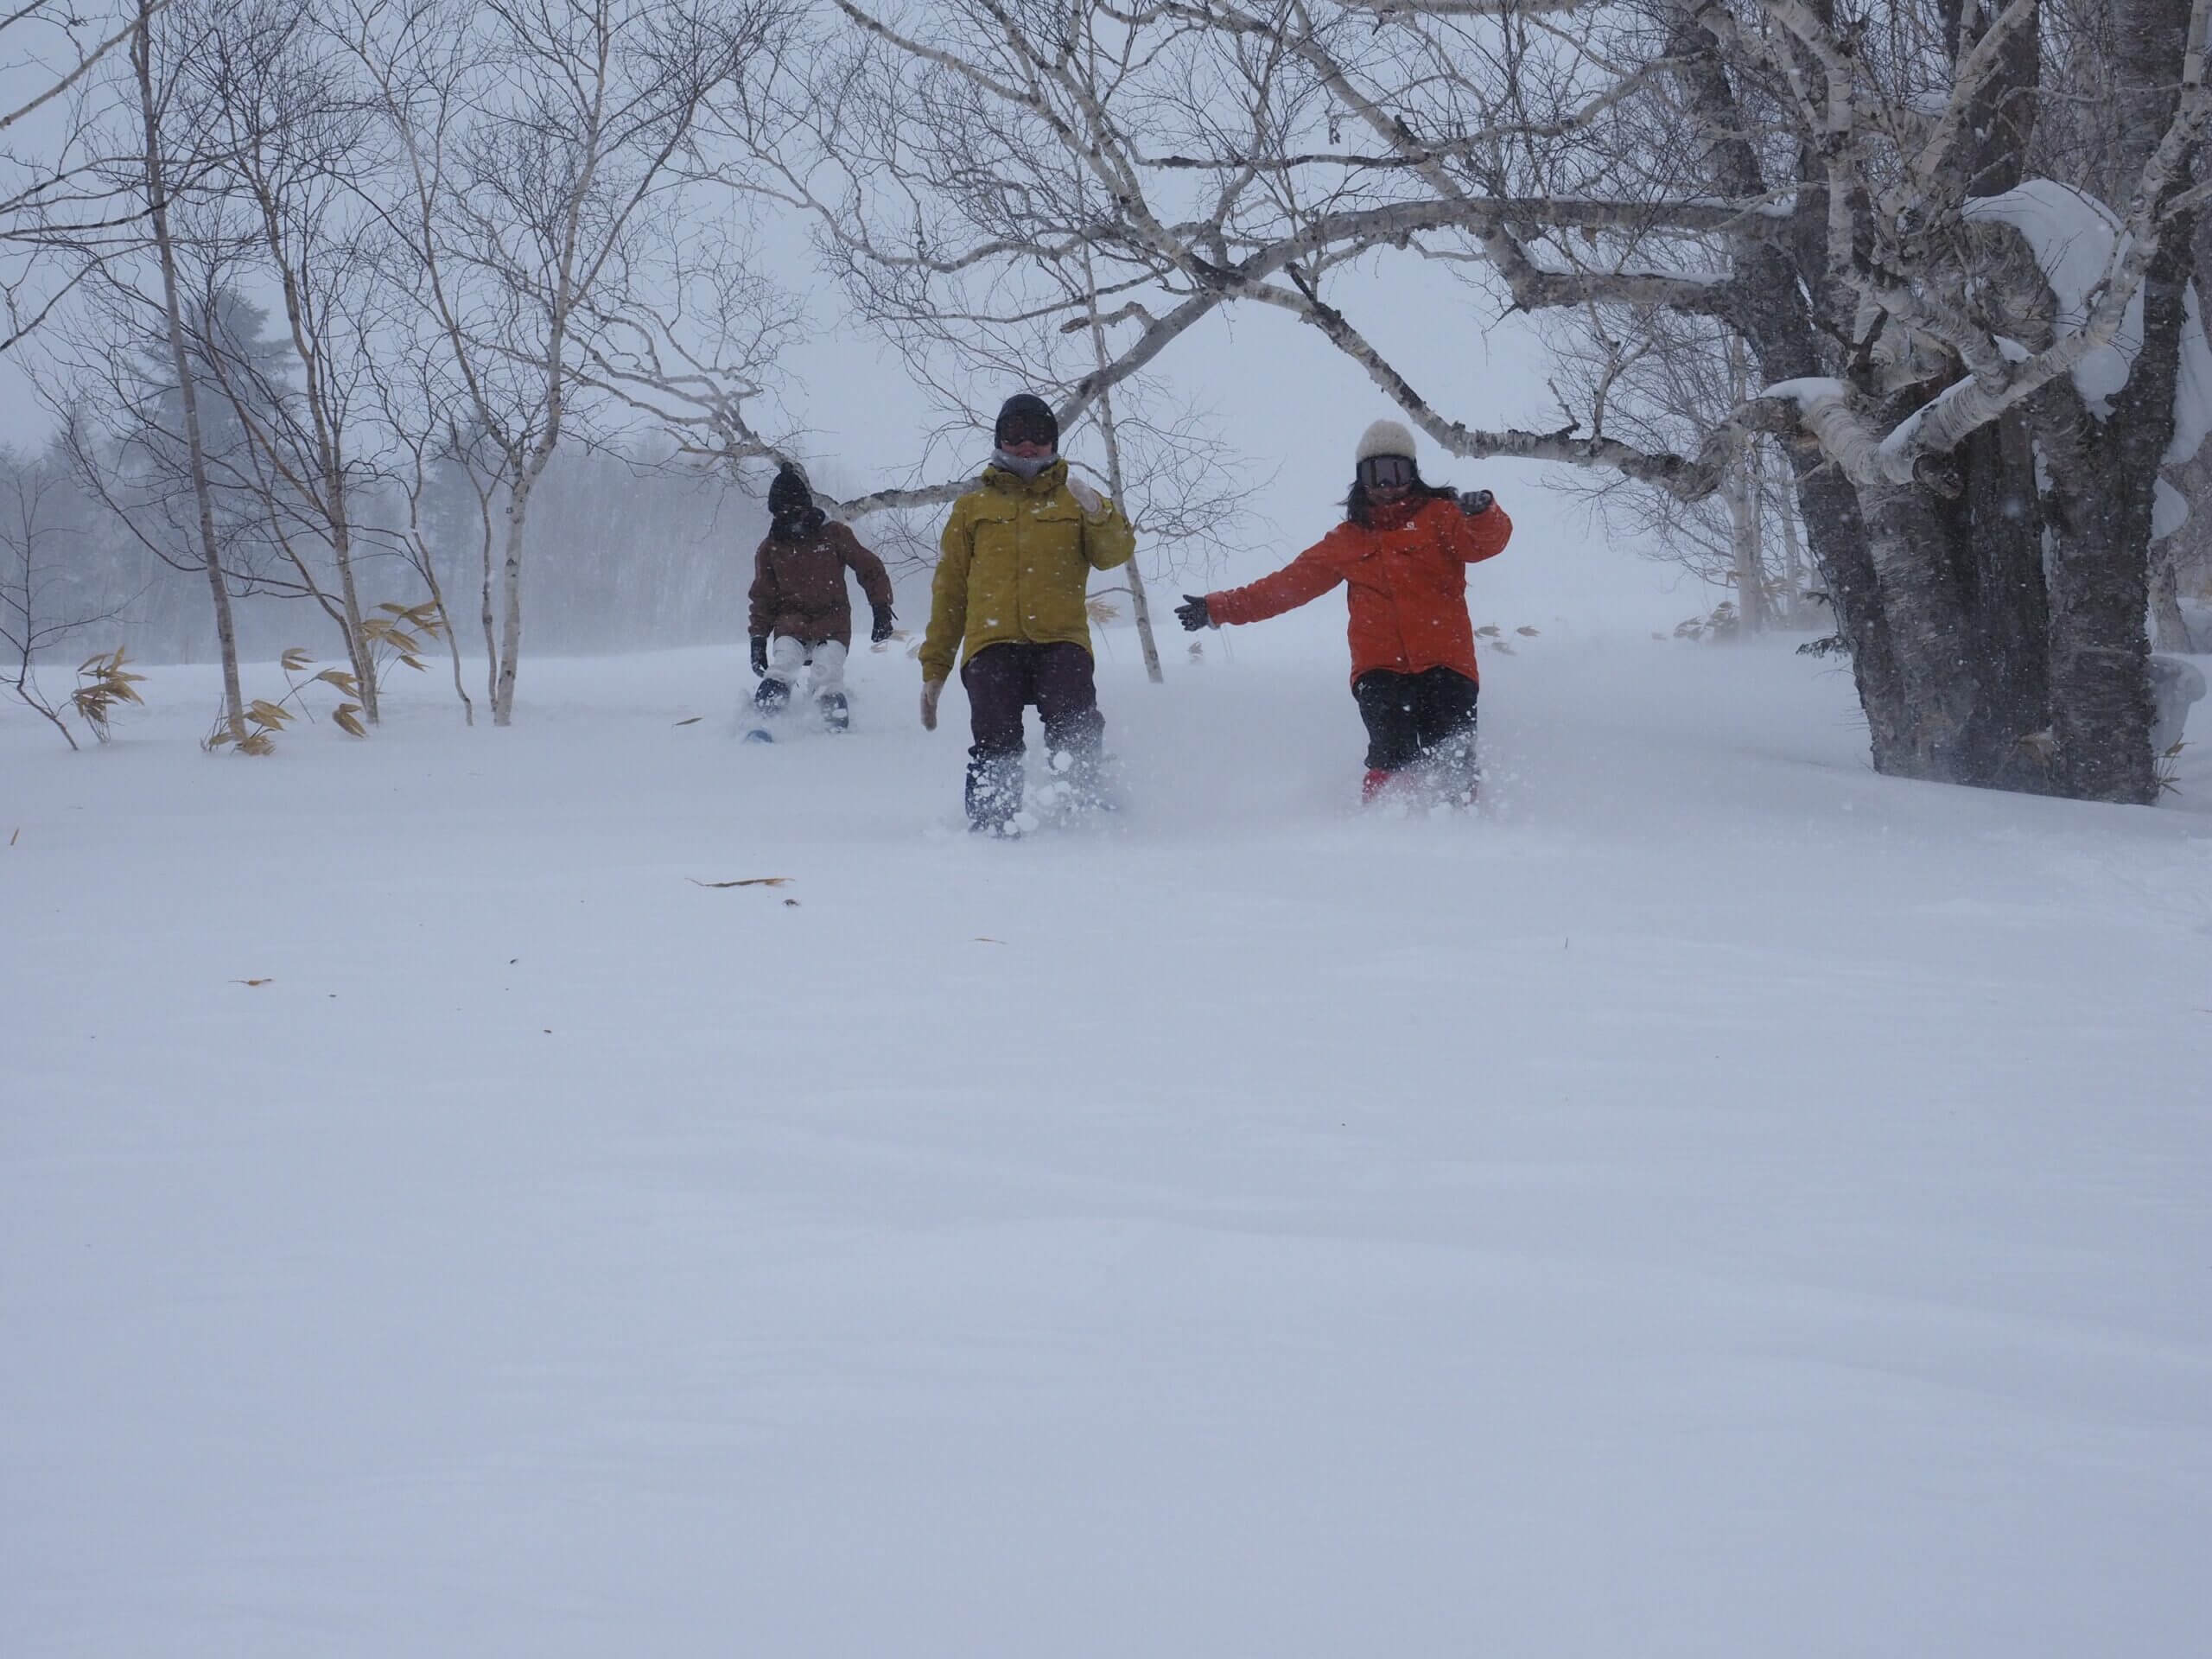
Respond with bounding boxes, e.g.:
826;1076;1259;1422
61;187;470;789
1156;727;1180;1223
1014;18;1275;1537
3;624;2209;1659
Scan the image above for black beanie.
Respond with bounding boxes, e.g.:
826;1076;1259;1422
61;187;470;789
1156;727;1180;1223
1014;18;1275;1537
994;392;1058;448
767;462;812;519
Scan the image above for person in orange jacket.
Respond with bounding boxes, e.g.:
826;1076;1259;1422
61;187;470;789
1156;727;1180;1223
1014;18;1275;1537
1176;419;1511;805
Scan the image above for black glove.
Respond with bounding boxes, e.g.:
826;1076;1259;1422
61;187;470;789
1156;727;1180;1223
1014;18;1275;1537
871;604;895;644
1175;593;1213;632
1458;489;1495;518
749;634;768;676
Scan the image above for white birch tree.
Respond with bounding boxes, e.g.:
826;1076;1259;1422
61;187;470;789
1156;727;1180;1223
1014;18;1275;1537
819;0;2210;800
343;0;797;725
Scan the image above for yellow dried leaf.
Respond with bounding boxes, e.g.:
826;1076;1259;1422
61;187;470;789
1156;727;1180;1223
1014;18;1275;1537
247;699;293;727
281;647;314;673
333;704;367;737
238;732;276;755
315;668;359;694
397;654;426;672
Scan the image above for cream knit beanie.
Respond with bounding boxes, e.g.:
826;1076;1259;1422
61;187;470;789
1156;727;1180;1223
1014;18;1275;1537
1355;419;1417;464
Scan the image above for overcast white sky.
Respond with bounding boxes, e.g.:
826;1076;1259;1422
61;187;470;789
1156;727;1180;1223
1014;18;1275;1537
0;25;1718;645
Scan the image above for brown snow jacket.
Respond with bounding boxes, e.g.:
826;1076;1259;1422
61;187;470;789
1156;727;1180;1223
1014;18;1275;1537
749;519;895;648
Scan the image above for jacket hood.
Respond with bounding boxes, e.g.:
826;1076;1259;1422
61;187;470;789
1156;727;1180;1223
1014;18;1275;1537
767;461;814;516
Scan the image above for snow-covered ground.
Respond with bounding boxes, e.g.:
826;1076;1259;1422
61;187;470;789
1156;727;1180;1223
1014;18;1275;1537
4;620;2209;1658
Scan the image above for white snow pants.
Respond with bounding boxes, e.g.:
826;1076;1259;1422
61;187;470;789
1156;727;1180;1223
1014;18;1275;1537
766;636;848;697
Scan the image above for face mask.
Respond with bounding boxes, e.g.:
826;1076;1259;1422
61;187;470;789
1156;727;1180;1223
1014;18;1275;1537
994;448;1053;479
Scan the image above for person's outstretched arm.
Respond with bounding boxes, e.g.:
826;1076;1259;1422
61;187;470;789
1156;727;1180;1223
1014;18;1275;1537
1195;535;1347;628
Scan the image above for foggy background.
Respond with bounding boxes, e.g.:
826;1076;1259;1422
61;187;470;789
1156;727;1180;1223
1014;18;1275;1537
0;226;1718;672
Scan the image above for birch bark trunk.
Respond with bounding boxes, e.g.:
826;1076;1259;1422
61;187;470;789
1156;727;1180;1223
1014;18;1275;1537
134;3;245;742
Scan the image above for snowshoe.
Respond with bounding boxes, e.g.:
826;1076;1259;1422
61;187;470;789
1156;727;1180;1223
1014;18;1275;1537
819;690;850;733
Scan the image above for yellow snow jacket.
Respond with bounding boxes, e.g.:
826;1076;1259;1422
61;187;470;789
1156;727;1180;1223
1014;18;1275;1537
919;459;1136;681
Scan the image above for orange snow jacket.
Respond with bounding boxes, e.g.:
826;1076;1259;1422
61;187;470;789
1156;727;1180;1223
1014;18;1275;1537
1205;493;1512;683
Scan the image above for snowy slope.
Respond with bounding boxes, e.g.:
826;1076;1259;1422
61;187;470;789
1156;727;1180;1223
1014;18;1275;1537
3;624;2209;1659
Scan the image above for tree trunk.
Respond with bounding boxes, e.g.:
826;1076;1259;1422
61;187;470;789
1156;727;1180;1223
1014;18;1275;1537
1942;413;2051;788
1082;228;1162;683
329;482;378;722
1094;391;1162;683
1786;447;1913;766
1771;447;1807;625
493;476;531;726
407;493;474;725
1860;482;1983;780
2032;0;2195;803
478;480;499;714
1726;461;1764;634
1665;0;1931;766
2037;372;2169;804
135;6;245;742
2044;459;2160;803
264;200;378;725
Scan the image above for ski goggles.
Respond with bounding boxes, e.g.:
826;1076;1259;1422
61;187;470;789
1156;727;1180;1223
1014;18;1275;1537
1357;454;1417;491
996;409;1058;447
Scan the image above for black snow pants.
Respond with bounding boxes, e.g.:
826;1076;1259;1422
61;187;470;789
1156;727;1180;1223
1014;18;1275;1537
1352;665;1479;780
960;641;1105;829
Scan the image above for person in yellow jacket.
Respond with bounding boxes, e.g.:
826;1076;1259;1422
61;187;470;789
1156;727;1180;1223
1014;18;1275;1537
919;392;1136;833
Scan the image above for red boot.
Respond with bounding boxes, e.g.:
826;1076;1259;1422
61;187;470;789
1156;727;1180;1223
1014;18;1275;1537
1361;767;1394;805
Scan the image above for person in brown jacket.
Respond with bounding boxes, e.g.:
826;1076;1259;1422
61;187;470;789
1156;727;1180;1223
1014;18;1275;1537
749;463;896;731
